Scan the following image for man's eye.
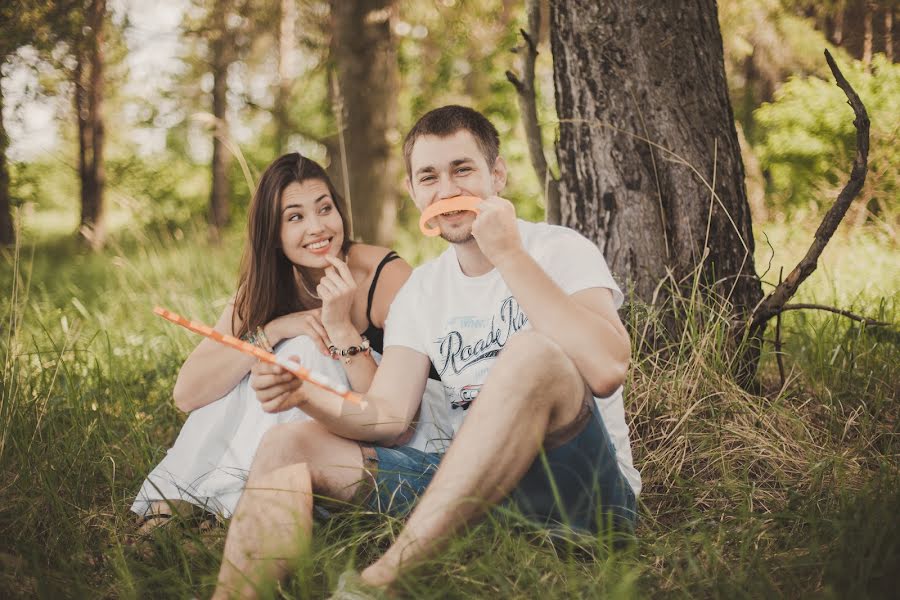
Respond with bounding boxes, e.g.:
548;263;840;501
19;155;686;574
456;167;472;175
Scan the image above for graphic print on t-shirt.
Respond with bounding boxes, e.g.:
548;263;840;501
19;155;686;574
436;295;529;411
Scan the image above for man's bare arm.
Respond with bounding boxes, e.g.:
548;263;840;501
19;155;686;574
493;249;630;396
250;345;431;444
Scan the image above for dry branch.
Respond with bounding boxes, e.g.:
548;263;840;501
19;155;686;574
749;50;870;336
505;0;560;224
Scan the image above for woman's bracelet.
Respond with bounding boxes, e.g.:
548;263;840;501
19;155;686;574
328;336;371;364
242;326;274;353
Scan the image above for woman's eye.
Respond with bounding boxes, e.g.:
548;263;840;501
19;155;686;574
319;204;333;214
288;213;302;222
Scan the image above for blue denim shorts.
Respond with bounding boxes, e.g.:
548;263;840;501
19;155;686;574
361;399;637;534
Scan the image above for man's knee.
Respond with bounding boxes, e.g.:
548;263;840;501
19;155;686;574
253;421;322;475
503;332;578;382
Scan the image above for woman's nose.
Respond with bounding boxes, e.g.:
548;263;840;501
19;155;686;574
305;214;325;233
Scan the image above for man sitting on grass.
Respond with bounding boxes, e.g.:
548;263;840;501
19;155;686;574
212;105;641;599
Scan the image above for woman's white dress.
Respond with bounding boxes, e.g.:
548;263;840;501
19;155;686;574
131;336;345;518
131;335;449;519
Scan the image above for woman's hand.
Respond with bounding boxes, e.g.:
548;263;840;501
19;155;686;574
318;255;358;335
265;309;331;356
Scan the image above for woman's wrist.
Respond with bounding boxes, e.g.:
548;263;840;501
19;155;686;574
325;322;361;347
263;320;283;346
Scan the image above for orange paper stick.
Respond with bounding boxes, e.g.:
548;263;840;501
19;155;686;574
153;306;364;405
418;195;482;237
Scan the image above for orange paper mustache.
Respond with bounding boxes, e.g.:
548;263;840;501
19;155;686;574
418;196;482;237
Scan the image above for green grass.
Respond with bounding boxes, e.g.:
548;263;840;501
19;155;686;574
1;214;897;599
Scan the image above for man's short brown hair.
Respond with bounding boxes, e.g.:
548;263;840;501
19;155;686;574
403;105;501;176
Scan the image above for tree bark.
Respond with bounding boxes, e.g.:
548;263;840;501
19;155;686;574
886;4;894;62
833;0;846;45
328;0;399;245
208;5;233;234
863;1;875;69
0;64;14;247
77;0;106;250
550;1;762;323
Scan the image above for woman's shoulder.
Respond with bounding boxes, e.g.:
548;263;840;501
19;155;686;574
348;243;407;273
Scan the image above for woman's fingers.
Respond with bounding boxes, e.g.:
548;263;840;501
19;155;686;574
317;278;340;298
304;319;332;355
324;255;354;286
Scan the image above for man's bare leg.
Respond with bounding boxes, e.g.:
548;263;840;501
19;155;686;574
361;331;587;587
213;421;368;599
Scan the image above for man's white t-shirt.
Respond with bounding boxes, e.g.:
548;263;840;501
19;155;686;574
387;219;641;496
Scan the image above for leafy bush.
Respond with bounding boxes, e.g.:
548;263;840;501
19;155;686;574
753;55;899;223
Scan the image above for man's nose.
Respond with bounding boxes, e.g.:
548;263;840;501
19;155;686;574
438;174;461;199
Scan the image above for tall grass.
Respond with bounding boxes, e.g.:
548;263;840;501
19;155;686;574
0;218;897;598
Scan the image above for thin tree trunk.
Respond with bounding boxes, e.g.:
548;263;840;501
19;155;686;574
274;0;296;156
863;1;875;69
208;13;232;234
833;0;845;45
85;0;106;249
0;66;14;247
328;0;399;245
75;56;91;233
550;0;762;334
886;5;894;62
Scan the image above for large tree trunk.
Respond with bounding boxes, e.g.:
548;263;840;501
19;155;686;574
77;0;106;250
550;1;762;338
328;0;399;245
0;66;13;247
208;8;232;234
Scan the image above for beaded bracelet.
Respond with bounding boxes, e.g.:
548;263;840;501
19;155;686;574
242;326;274;353
328;336;371;364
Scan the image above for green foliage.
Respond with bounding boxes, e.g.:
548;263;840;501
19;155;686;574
753;55;899;216
1;218;897;598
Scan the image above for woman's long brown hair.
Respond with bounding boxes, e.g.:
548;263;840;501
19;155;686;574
232;153;353;339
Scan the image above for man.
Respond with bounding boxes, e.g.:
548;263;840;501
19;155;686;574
212;105;641;599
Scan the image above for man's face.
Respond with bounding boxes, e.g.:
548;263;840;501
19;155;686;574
406;130;507;244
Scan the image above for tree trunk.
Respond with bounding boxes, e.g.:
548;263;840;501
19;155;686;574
77;0;106;250
833;0;846;45
208;10;232;234
886;4;894;62
0;66;14;247
274;0;296;156
328;0;399;245
863;1;875;69
550;0;763;337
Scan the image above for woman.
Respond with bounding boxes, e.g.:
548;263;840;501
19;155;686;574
132;153;438;530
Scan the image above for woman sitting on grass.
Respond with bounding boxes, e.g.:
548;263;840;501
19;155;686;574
132;153;439;531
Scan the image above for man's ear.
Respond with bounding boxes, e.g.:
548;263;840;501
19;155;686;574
492;156;508;193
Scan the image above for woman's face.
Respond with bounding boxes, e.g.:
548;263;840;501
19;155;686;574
278;179;345;269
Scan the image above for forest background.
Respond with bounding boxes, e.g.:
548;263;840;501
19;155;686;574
1;0;898;598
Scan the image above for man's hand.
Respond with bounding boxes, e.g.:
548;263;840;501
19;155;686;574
471;195;523;266
250;355;308;413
